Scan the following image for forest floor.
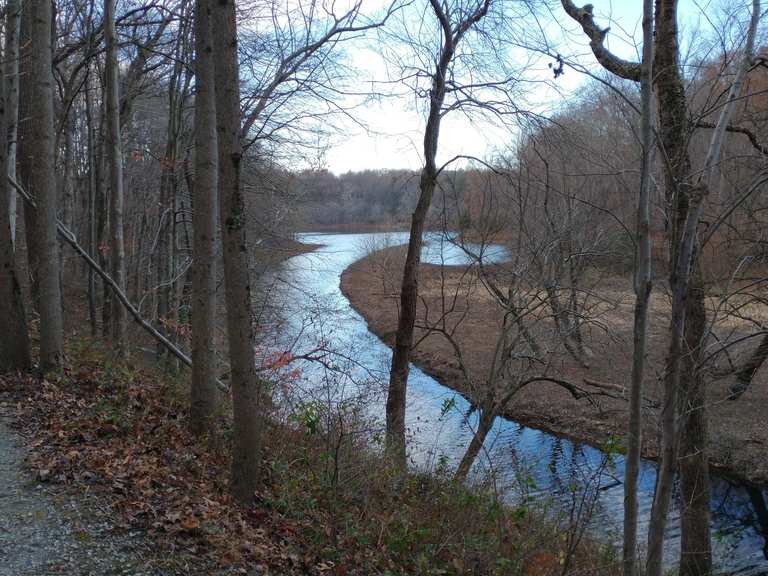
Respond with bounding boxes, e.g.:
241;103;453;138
0;366;281;575
0;340;619;575
0;404;177;576
340;245;768;486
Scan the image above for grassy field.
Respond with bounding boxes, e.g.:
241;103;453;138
341;244;768;485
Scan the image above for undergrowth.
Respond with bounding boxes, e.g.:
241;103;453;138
0;336;620;575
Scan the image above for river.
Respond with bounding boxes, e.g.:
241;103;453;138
258;231;768;575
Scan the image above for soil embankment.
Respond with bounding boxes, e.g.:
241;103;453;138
340;245;768;485
255;237;322;266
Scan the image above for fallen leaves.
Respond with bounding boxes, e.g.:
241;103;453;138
1;345;602;576
526;551;560;576
0;356;366;575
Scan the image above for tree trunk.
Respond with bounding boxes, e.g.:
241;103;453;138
623;1;653;572
190;0;219;437
155;132;175;352
18;3;39;307
85;71;98;336
386;166;439;467
678;264;711;576
105;0;127;352
96;97;110;337
386;1;458;467
212;0;263;504
18;0;63;369
673;3;757;572
545;280;588;368
454;408;495;482
59;105;75;294
644;2;702;572
0;56;31;372
730;332;768;399
564;194;588;363
4;0;20;247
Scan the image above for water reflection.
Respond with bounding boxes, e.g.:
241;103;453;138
256;231;768;574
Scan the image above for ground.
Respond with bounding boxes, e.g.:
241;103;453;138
0;405;185;575
340;245;768;485
0;352;358;576
0;357;618;576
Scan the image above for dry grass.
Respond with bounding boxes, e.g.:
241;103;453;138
342;245;768;484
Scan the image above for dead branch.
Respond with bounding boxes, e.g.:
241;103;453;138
559;1;641;82
695;120;768;155
11;176;229;393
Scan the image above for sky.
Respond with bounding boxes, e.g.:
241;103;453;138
320;0;720;175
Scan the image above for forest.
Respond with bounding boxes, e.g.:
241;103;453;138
1;0;767;575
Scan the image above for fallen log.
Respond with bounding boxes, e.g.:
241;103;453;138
12;176;228;393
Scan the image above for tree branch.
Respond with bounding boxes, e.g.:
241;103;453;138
11;177;229;393
559;0;641;82
696;120;768;155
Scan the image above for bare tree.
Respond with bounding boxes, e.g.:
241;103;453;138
4;0;20;247
19;0;64;368
623;0;653;573
386;0;493;468
205;0;398;499
0;54;31;371
212;0;264;503
105;0;128;352
560;1;761;574
153;5;193;361
190;0;219;436
430;165;629;482
670;6;759;575
238;0;394;148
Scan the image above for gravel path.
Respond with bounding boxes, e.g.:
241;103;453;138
0;407;183;576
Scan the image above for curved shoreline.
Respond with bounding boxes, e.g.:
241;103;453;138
339;245;768;487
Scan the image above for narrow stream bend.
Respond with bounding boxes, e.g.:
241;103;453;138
260;231;768;575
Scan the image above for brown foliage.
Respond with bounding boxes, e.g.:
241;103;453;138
0;338;621;575
0;348;361;574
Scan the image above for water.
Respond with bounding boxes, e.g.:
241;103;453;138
259;231;768;575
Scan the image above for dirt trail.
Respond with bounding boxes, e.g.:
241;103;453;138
0;406;165;576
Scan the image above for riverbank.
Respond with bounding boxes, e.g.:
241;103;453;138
0;338;620;575
254;236;323;266
299;223;408;233
340;245;768;486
